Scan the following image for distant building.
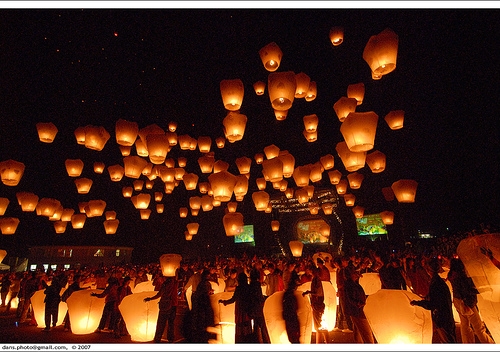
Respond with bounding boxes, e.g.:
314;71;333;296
28;246;133;271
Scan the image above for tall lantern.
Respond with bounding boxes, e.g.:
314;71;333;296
366;150;386;173
289;241;304;257
259;41;282;72
0;197;9;215
65;159;84;177
309;163;323;183
115;118;138;146
271;220;280;232
329;26;344;46
363;28;399;78
233;174;249;199
223;111;247;143
262;158;283;183
268;71;296;111
278;151;295;178
385;110;405;130
364;290;432;344
336;179;348;195
120;292;160;342
380;210;395;225
83;125;110;151
253;81;266;95
336;141;366;172
341;111;378;152
0;217;20;235
135;139;149;156
223;212;244;236
198;155;215;173
328;170;342;185
146;133;169;164
189;196;202;212
347;172;364;189
292;165;311;187
103;219;119;234
347;82;365;106
197;136;212;153
156;204;164;213
320;154;335;171
93;161;105;174
107;164;124;182
123;156;148;179
208;170;237;202
160;254;182;277
333;96;358;122
74;178;93;194
36;122;58;143
215;136;226;148
252;191;270;211
391;179;418;203
294;72;311;98
0;159;25;186
74;126;86;145
220;79;244;111
305;81;317;102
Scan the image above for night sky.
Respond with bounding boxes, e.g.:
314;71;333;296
0;7;498;263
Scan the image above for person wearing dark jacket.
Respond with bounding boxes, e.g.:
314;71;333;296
91;276;120;333
41;273;66;332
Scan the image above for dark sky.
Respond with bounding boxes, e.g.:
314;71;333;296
0;7;498;263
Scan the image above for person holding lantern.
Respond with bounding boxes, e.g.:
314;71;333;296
302;266;328;343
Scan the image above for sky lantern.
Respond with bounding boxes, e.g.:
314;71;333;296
303;129;317;143
166;131;178;147
364;289;432;344
223;211;244;236
252;190;269;211
146;133;169;164
131;193;151;210
160;253;182;277
259;41;282;72
0;217;20;235
277;151;294;178
71;213;87;229
289;240;304;257
235;156;252;175
74;126;86;144
262;157;284;183
456;233;500;343
363;28;399;78
134;139;149;156
303;114;319;133
184;231;192;241
305;81;317;102
92;161;105;174
197;136;212;153
298;280;337;333
60;208;74;222
103;219;119;234
263;144;280;160
233;174;249;199
274;109;289;121
155;204;164;213
327;170;342;185
105;210;116;220
66;290;105;335
119;292;159;342
138;123;164;145
186;222;199;235
380;210;395;225
347;82;365;106
391;179;418;203
16;192;38;212
343;193;356;207
271;220;280;232
256;177;267;191
321;202;334;215
167;121;177;132
292;165;310;187
352;205;365;218
48;204;63;221
107;164;124;182
182;173;199;191
308;202;319;215
254;153;264;165
53;220;67;234
294;72;311;98
201;195;214;211
115;118;138;146
295;188;309;205
122;186;133;198
226;201;238;213
385;110;405;130
223;111;247;143
83;125;110;151
336;141;366;172
209;170;237;202
157;166;175;183
309;163;323;183
145;179;154;189
65;158;84;177
329;26;344;46
36;198;61;217
333;96;358;122
253;80;265;95
347;172;364;189
198;181;209;194
213;159;230;173
133;180;144;191
119;145;131;156
78;202;88;213
198;155;215;173
268;71;296;111
366;150;386;173
189;196;202;212
215;136;226;148
319;154;334;171
177;134;191;150
74;178;93;194
139;209;151;220
210;292;236;344
85;199;106;217
359;272;382;296
341;111;378;152
0;198;9;215
36;122;58;143
336;178;348;195
123;155;148;179
179;207;188;218
220;79;244;111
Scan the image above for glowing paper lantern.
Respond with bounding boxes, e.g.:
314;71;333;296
294;72;311;98
336;179;348;195
115;118;138;146
289;240;304;257
293;165;311;187
253;80;266;95
74;178;93;194
65;159;84;177
263;290;312;344
201;195;214;211
31;289;68;328
103;219;119;234
328;170;342;185
53;221;67;233
166;132;177;146
259;41;282;72
131;193;151;209
223;111;247;143
36;122;58;143
363;28;399;78
329;26;344;46
119;145;131;156
333;97;357;122
347;172;364;189
186;222;199;235
107;164;124;182
210;292;236;344
385;110;405;130
133;180;144;191
295;188;310;204
298;280;337;332
262;158;284;183
0;197;9;215
391;179;418;203
122;186;133;198
123;156;148;179
303;114;319;133
119;292;160;342
352;205;365;218
135;139;149;156
74;126;86;144
235;156;252;175
277;151;295;178
347;82;365;106
0;249;7;263
83;125;110;151
71;214;86;229
336;141;366;172
252;191;270;211
36;198;61;217
380;211;395;225
271;220;280;232
319;154;334;171
160;254;182;277
364;289;432;344
268;71;296;111
321;202;334;215
215;137;225;148
309;163;323;183
209;170;237;202
179;207;188;218
198;155;215;174
366;150;386;173
60;208;74;222
343;193;356;207
146;134;169;164
457;233;500;343
197;136;212;154
0;217;20;234
213;160;229;173
223;212;244;236
341;111;378;152
15;192;38;212
93;162;105;174
274;109;289;121
48;204;63;221
305;81;317;102
220;79;244;111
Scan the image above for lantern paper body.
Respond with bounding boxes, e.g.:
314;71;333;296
329;26;344;46
0;159;25;186
364;289;433;344
340;111;378;152
263;291;312;344
223;212;244;236
457;233;500;343
133;280;154;293
66;289;105;334
297;281;337;332
259;42;282;72
220;79;244;111
223;112;247;143
0;249;6;263
358;273;382;296
119;292;159;342
363;28;399;77
160;253;182;277
289;241;304;257
31;289;68;328
209;292;236;344
115;118;139;146
0;217;20;234
336;141;366;172
36;122;58;143
391;179;418;203
268;71;296;111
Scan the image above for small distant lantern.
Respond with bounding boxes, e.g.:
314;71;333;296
53;221;67;234
366;150;386;173
263;144;280;160
320;154;335;171
380;210;395;225
305;81;317;102
60;208;74;222
201;195;214;212
182;173;199;191
343;193;356;207
321;202;334;215
131;193;151;209
328;170;342;185
48;204;63;221
215;136;226;148
71;213;87;229
271;220;280;232
289;240;304;257
85;199;106;217
256;177;267;191
254;153;264;165
295;188;310;204
0;197;9;215
213;159;230;173
303;114;319;133
115;118;138;146
105;211;116;220
233;175;249;199
303;129;317;142
78;202;88;213
363;28;399;78
198;182;210;194
198;155;215;173
103;219;119;234
227;201;238;213
186;222;199;235
336;141;366;172
285;188;294;199
185;231;192;241
382;186;395;201
74;126;86;144
235;156;252;175
223;212;244;236
252;191;270;211
83;125;110;151
166;132;177;146
145;180;154;189
391;179;418;203
134;139;149;156
142;163;155;179
133;180;144;191
341;111;378;152
122;186;133;198
293;165;311;187
197;136;212;153
123;156;148;179
268;71;296;111
93;162;105;174
177;134;191;150
156;204;164;213
168;121;177;132
333;97;358;122
347;172;364;189
259;42;282;72
65;159;84;177
119;145;131;156
223;111;248;143
189;196;202;211
154;192;163;202
294;72;311;98
385;110;405;130
274;109;289;121
107;164;125;182
160;253;182;277
336;179;348;195
0;217;20;235
352;205;365;218
139;209;151;220
36;198;61;217
253;81;266;95
179;207;188;218
16;192;38;212
36;122;58;143
309;163;323;183
347;82;365;106
74;178;93;194
329;26;344;46
209;170;237;202
220;79;244;111
308;203;320;215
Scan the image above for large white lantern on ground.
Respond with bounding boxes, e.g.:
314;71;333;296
66;289;105;334
119;292;159;342
31;289;68;328
297;281;337;333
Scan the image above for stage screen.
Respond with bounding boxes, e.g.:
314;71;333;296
234;224;255;244
356;213;388;236
296;218;330;244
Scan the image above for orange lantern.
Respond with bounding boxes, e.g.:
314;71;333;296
347;172;364;189
285;188;294;199
177;134;191;150
213;159;229;173
16;192;38;212
336;141;366;172
328;170;342;185
138;123;164;145
78;202;88;213
333;96;358;122
189;196;202;211
254;153;264;165
293;165;310;187
54;221;67;234
271;220;280;232
223;111;247;143
223;212;244;236
295;188;310;204
74;178;93;194
341;111;378;152
145;180;154;189
277;151;294;178
308;203;320;215
134;139;149;157
268;71;296;110
48;204;63;221
165;131;177;147
303;114;319;133
366;150;386;173
294;72;311;98
391;179;418;203
235;156;252;175
0;217;20;234
131;193;151;209
385;110;405;130
123;156;148;179
329;26;344;46
36;198;61;217
253;80;266;95
259;42;282;72
105;210;117;220
343;193;356;207
160;253;182;277
226;201;238;213
255;177;267;191
197;136;212;153
186;222;199;235
380;210;395;225
74;126;86;144
120;292;160;342
71;213;87;229
198;155;215;173
115;118;138;146
65;159;84;177
156;204;164;213
215;136;226;148
146;133;169;164
31;289;67;328
309;163;323;183
274;109;289;121
252;191;270;211
179;207;188;218
93;161;105;174
0;197;9;215
36;122;58;143
133;180;144;191
66;290;105;334
263;144;280;160
352;205;365;218
185;231;192;241
321;202;334;215
201;195;214;212
305;81;317;102
336;179;348;195
262;158;283;183
289;240;304;257
319;154;334;171
60;208;74;222
220;79;244;111
0;159;25;186
209;170;237;202
347;82;365;106
233;175;249;199
122;186;133;198
303;129;317;142
139;209;151;220
182;173;199;191
107;164;125;182
119;145;131;156
85;199;106;217
103;219;119;234
83;125;110;151
363;28;399;78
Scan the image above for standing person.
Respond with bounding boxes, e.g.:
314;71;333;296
247;268;270;343
19;271;39;324
91;276;120;333
379;257;407;290
264;263;281;297
224;269;238;292
113;276;133;338
282;270;301;343
316;258;331;282
219;272;253;343
6;272;21;314
410;258;457;343
447;257;493;343
144;275;179;343
404;256;431;298
41;273;66;332
0;273;12;307
333;256;353;332
190;269;215;342
282;261;296;290
302;266;328;343
343;267;375;343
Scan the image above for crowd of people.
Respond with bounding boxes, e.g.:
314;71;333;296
0;229;497;344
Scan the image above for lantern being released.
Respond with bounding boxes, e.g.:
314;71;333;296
289;240;304;257
298;281;337;332
259;42;282;72
363;28;399;78
119;292;159;342
159;254;182;277
31;289;68;329
220;79;244;111
364;289;433;344
209;292;236;344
